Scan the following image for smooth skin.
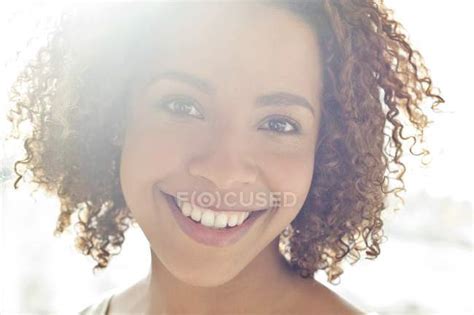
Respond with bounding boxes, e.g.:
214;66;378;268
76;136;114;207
113;2;362;314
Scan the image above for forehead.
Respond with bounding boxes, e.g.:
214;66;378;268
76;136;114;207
144;2;322;102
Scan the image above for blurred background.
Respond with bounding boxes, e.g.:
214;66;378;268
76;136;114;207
0;1;472;314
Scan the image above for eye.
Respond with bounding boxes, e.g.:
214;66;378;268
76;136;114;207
259;116;301;134
158;96;204;119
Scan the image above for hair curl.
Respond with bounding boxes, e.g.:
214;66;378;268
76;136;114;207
7;0;444;284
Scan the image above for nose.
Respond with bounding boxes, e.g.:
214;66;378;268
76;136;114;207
188;129;258;190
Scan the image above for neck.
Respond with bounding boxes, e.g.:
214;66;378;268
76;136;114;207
142;237;300;314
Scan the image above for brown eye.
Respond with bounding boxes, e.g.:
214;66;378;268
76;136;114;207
158;96;204;119
260;116;300;134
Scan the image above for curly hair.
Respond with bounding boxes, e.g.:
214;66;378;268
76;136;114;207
6;0;444;284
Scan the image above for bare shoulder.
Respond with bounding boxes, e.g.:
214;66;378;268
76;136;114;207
291;279;366;315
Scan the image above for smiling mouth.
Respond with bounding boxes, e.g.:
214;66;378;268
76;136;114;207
160;190;275;247
168;193;262;230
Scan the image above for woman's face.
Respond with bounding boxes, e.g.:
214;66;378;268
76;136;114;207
120;2;322;287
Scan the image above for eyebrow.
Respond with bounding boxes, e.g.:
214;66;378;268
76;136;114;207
255;92;315;117
148;70;316;116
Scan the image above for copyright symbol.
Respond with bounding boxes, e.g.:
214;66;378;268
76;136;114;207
196;192;216;208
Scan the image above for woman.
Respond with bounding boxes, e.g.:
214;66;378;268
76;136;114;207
7;0;443;314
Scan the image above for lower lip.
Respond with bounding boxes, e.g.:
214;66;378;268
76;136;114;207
162;191;268;247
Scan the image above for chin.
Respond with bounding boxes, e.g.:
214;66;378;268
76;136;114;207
163;264;244;288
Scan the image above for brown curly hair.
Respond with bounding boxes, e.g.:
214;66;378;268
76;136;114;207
6;0;444;284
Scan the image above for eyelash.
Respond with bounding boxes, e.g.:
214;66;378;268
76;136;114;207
157;96;301;135
259;116;300;135
158;96;204;119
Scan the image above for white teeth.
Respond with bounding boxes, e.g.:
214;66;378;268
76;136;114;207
180;201;193;217
176;196;183;208
174;198;251;229
227;214;239;227
214;213;228;228
200;210;215;227
237;212;249;225
190;207;202;222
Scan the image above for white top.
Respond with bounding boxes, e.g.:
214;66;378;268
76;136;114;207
78;293;113;315
77;292;379;315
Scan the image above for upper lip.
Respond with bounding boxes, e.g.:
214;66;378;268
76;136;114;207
163;191;273;212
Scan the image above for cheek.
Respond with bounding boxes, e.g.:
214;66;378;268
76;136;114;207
118;120;188;220
122;94;198;180
121;120;195;181
257;147;315;219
